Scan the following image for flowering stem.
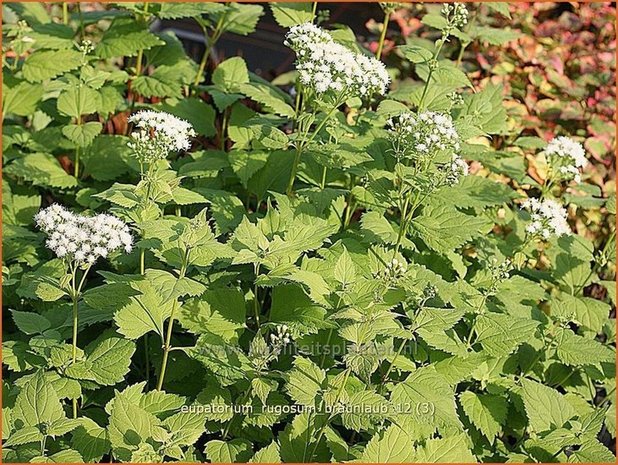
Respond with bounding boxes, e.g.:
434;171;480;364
62;3;68;24
287;99;343;195
312;1;318;19
69;263;91;418
375;10;391;60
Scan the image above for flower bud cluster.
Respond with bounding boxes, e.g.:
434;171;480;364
270;324;292;347
544;136;587;184
128;110;196;164
34;204;133;265
375;258;407;282
441;3;468;29
285;23;390;98
446;154;469;185
521;198;571;240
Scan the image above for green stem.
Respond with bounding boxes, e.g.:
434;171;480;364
455;41;469;66
287;100;343;195
134;3;150;77
375;10;391;59
320;166;327;190
74;115;82;179
418;36;447;111
156;260;188;391
575;229;615;295
193;14;226;87
378;338;407;391
307;369;351;462
253;264;261;327
465;296;487;349
312;1;318;20
70;264;91;418
140;248;150;386
319;328;333;368
62;3;68;25
71;292;79;418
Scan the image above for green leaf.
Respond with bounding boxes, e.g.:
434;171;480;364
14;371;65;428
22;49;83;82
555;329;615;366
399;44;434;64
270;3;314;27
413;433;475;462
96;18;164;58
57;85;101;118
157;3;225;19
108;395;161;461
5;153;77;189
216;3;264;36
11;310;51;335
520;379;577;433
132;62;195;98
411;203;488;254
285;356;326;405
389;367;462;437
212;57;250;93
359;424;415;462
114;276;175;340
239;82;295;118
178;288;246;341
82;332;136;386
460;391;508;441
4;426;44;447
333;248;357;287
474;313;539;356
204;439;253;463
158;97;216;137
2;81;44;116
62;122;102;147
250;441;281;463
72;417;111;463
82;135;132;181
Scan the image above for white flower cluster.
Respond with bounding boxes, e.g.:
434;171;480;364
441;3;468;29
544;136;588;184
387;111;461;157
521;198;571;239
285;23;390;98
128;110;196;164
270;324;292;346
35;204;133;265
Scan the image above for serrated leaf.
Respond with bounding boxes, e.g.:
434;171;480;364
204;439;253;463
520;379;577;433
62;122;102;147
96;18;163;58
14;371;65;428
22;49;83;82
285;356;326;405
5;153;77;189
460;391;508;441
270;3;313;27
474;313;539;356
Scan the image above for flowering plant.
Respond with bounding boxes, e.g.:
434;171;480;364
2;2;615;464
